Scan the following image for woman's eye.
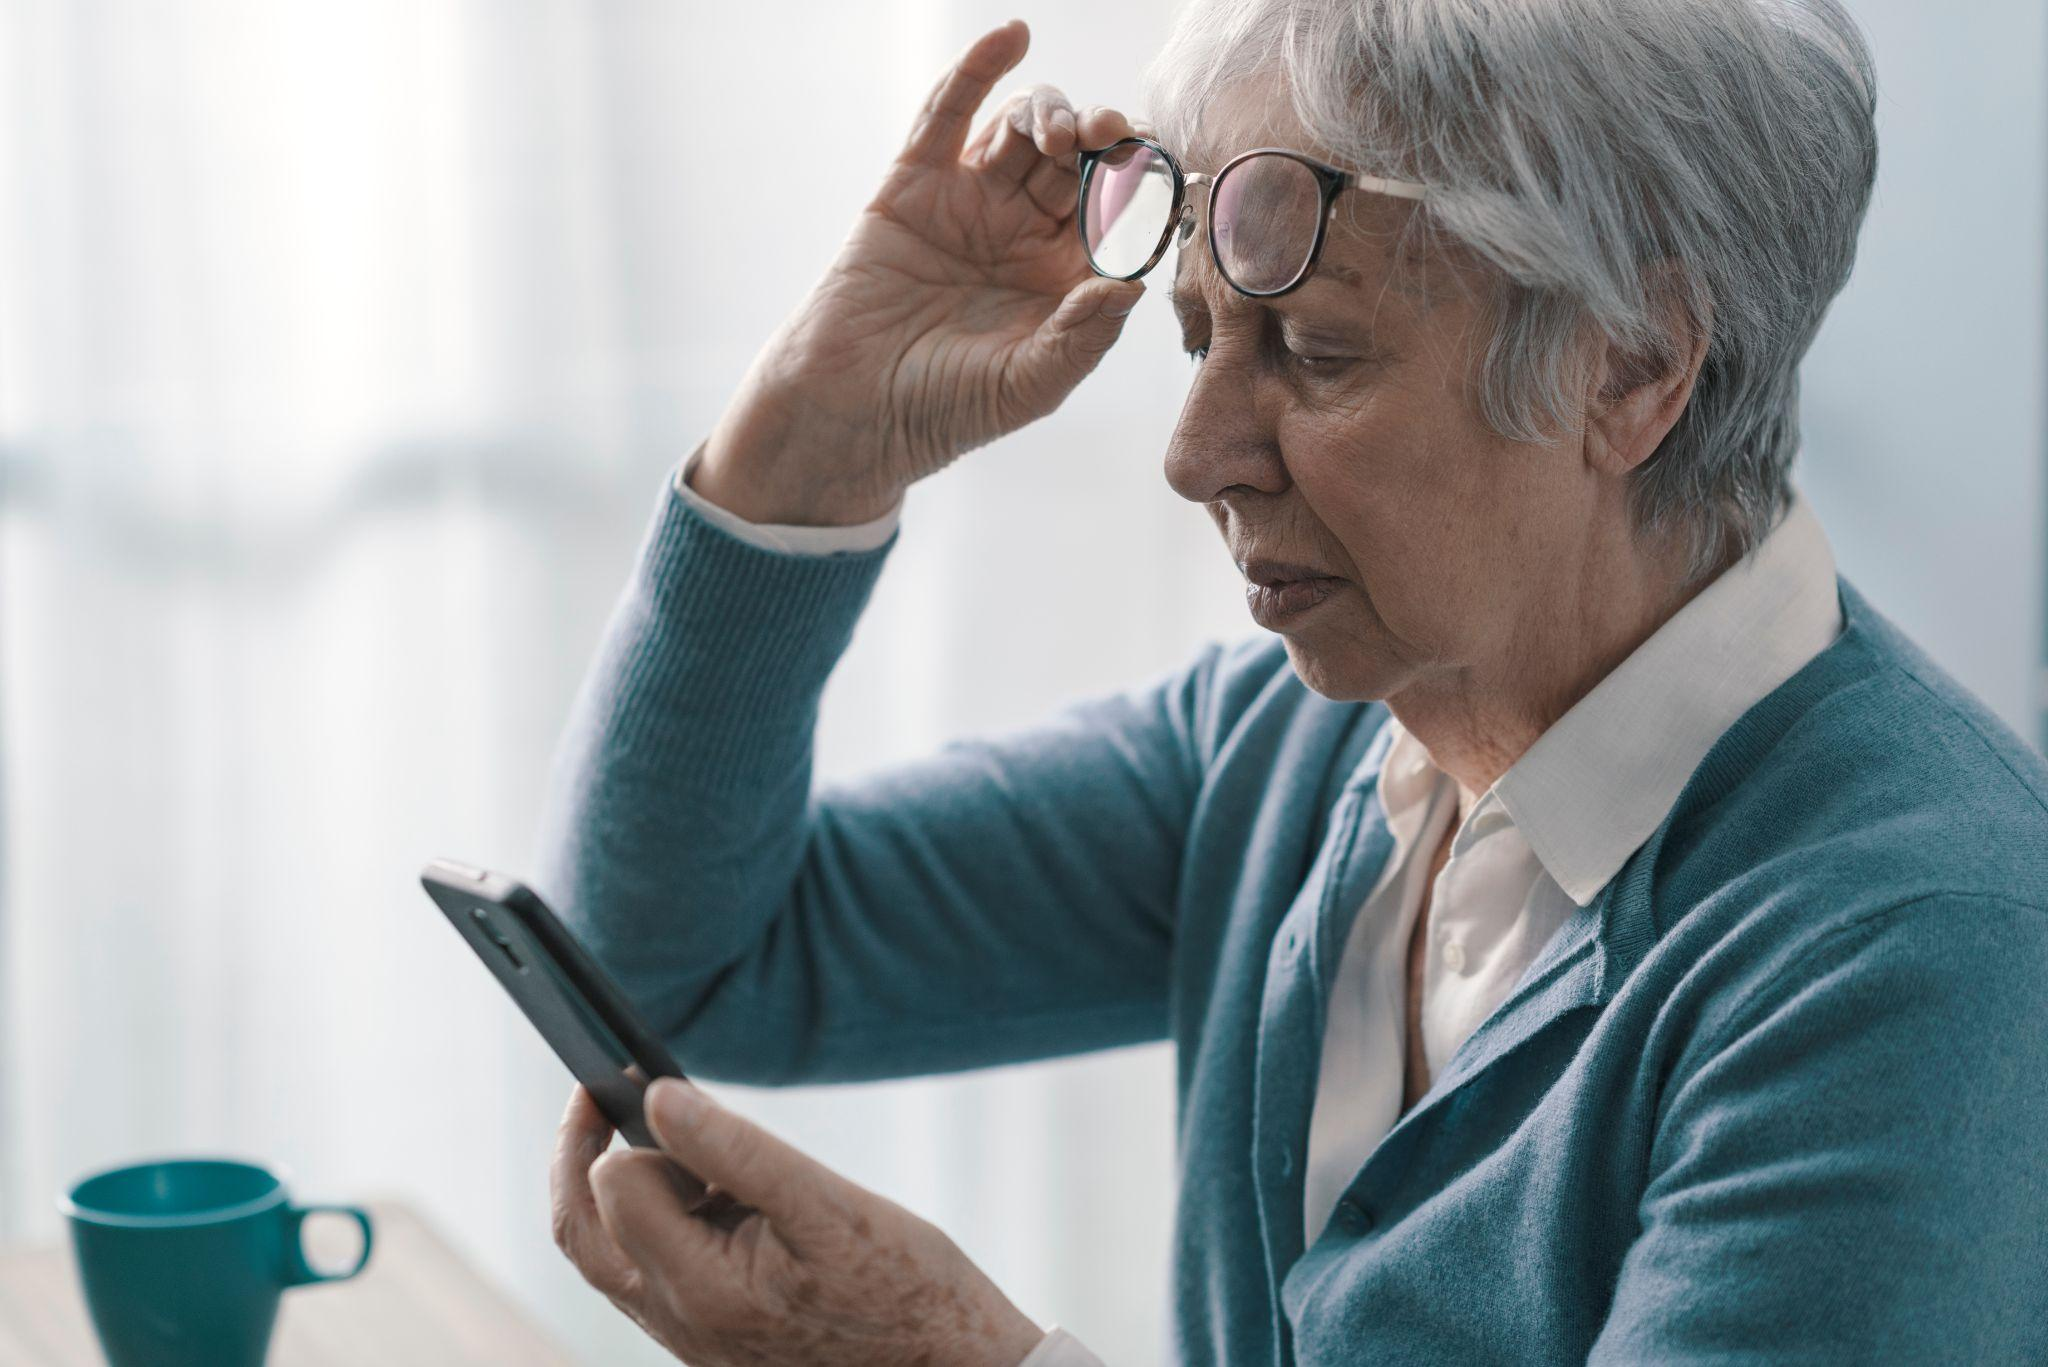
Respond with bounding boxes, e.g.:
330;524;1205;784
1285;348;1348;370
1185;345;1209;365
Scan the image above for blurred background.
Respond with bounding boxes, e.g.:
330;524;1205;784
0;1;2042;1362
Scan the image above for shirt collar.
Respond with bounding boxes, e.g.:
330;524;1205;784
1378;483;1844;906
1494;483;1844;904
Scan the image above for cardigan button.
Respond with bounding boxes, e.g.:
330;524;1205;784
1334;1199;1373;1234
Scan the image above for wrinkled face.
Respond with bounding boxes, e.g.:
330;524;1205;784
1163;81;1608;704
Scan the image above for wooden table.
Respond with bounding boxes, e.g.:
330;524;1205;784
0;1200;578;1366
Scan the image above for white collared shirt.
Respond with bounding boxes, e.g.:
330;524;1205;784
672;454;1846;1365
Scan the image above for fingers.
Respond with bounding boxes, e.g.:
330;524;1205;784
589;1146;739;1309
976;84;1080;181
901;20;1029;167
962;85;1083;221
643;1077;861;1251
1008;277;1146;421
550;1087;640;1299
1075;104;1143;153
687;1187;758;1233
1032;88;1079;159
1022;152;1080;221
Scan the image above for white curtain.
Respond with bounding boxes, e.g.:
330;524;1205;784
2;2;2041;1365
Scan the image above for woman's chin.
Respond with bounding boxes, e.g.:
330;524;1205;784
1276;628;1402;704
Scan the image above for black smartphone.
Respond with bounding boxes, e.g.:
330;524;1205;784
420;858;687;1155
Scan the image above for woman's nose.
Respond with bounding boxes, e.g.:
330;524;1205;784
1162;363;1287;506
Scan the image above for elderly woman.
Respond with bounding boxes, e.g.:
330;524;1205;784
540;2;2048;1363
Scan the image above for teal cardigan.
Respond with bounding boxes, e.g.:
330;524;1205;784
538;475;2048;1364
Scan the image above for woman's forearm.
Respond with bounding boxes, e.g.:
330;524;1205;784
533;463;901;1077
535;460;1203;1085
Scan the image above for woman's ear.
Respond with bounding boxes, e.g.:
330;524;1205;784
1585;263;1713;477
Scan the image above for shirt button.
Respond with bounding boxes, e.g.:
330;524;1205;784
1441;940;1467;973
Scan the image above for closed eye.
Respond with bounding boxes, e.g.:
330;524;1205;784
1282;344;1370;375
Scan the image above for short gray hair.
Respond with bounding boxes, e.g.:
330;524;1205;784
1145;0;1879;583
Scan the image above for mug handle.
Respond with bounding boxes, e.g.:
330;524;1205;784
283;1204;376;1286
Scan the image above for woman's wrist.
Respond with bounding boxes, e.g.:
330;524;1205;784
675;442;902;556
695;399;904;528
689;454;901;527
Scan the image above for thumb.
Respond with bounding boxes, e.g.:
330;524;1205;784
643;1077;858;1248
1010;276;1145;418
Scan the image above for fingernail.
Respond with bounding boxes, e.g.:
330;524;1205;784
1102;290;1141;319
648;1077;705;1131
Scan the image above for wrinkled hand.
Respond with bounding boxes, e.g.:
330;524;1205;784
552;1079;1046;1367
696;19;1147;526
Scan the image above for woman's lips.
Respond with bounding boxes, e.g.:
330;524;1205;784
1245;576;1342;629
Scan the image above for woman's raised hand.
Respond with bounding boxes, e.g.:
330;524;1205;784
693;20;1146;526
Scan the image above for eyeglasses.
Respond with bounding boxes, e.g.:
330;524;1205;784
1076;137;1430;298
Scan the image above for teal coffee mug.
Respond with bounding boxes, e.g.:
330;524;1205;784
61;1157;374;1367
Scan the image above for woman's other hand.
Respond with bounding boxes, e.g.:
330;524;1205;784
552;1082;1047;1367
694;19;1147;526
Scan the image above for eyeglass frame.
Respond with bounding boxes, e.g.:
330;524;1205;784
1074;136;1431;299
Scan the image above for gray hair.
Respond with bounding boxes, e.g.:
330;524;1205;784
1145;0;1879;583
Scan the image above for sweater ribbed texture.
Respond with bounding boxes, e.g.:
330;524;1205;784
599;478;898;792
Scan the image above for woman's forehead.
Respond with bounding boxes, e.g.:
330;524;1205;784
1169;70;1314;171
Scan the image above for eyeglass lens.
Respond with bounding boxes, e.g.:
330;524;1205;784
1210;154;1324;294
1080;142;1177;278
